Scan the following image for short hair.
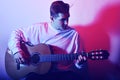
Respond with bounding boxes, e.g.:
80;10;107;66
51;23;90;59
50;1;70;17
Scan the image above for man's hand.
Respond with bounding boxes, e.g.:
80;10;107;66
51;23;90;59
14;51;29;64
75;55;87;69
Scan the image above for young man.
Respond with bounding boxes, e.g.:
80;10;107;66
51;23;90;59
8;1;88;80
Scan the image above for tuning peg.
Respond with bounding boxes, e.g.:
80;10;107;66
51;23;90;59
96;56;99;59
95;52;98;55
100;56;103;59
99;51;103;54
91;52;95;55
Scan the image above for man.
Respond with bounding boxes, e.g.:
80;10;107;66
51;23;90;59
8;1;88;80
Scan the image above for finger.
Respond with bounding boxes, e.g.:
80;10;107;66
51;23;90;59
78;55;82;61
15;59;20;70
83;56;87;61
76;56;81;63
15;58;23;64
15;59;20;64
19;58;25;64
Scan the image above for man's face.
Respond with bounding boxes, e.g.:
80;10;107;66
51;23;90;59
51;13;69;31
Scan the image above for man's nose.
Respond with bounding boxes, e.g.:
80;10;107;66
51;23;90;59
64;20;68;25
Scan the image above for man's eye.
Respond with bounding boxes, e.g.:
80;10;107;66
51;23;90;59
61;19;64;21
61;19;68;21
60;19;64;21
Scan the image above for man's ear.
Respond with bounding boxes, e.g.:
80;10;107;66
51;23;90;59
50;16;54;21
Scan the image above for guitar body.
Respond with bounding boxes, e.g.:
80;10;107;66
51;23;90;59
5;44;51;80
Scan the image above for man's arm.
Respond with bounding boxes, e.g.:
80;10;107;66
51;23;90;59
8;28;27;64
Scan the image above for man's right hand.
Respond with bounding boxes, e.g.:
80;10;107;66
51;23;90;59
14;51;26;64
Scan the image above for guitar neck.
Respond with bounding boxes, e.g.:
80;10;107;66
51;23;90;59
40;54;79;62
31;53;87;63
31;49;109;64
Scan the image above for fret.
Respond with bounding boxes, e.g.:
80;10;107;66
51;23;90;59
66;54;69;60
70;54;73;60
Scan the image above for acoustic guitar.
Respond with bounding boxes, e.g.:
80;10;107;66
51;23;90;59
5;43;109;80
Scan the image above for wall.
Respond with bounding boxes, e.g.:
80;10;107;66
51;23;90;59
0;0;120;79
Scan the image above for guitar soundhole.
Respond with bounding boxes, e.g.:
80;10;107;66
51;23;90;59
31;53;40;64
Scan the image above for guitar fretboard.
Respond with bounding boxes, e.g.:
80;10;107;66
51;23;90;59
40;54;80;62
31;53;80;63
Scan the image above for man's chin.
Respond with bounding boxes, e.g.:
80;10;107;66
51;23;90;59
58;28;65;31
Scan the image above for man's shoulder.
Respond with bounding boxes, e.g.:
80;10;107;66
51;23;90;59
67;26;78;33
32;22;49;27
28;22;50;31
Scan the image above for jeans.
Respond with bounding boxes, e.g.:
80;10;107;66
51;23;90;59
23;71;88;80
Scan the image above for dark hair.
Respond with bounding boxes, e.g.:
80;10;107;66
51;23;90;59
50;1;70;17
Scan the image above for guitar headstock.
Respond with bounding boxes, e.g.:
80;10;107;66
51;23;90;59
87;49;109;60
